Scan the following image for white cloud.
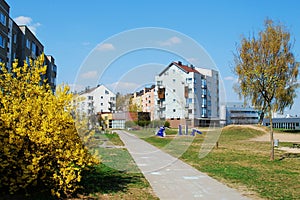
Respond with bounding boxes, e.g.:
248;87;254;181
82;42;90;46
80;70;98;79
107;81;140;94
158;36;182;46
14;16;32;25
13;16;41;35
224;76;236;81
96;43;115;51
68;84;85;92
187;57;200;65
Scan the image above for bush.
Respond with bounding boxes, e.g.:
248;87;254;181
164;121;170;128
125;121;136;128
0;56;99;198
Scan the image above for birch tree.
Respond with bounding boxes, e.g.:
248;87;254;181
234;19;299;160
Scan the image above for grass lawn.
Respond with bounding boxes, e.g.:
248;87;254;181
78;132;158;199
132;126;300;200
78;147;158;200
3;132;158;200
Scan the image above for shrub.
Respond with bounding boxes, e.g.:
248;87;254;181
0;56;99;197
164;121;170;128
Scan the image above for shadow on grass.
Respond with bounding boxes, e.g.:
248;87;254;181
78;163;146;196
1;164;145;200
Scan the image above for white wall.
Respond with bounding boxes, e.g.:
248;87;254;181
79;85;116;116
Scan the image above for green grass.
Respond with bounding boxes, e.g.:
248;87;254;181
138;126;300;200
3;132;158;200
94;132;125;146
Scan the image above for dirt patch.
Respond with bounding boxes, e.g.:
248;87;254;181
223;124;269;133
250;133;300;143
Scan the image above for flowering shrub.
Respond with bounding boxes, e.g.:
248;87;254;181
0;55;99;197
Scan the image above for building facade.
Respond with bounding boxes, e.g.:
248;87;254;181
0;0;56;91
222;102;259;125
130;85;156;120
263;117;300;130
78;85;116;116
155;61;219;128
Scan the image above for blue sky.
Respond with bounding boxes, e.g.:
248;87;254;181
7;0;300;115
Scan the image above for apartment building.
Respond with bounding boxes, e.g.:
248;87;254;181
78;85;116;116
130;85;156;120
155;61;220;128
0;0;56;92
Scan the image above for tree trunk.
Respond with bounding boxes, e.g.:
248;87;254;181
269;109;275;161
258;111;264;125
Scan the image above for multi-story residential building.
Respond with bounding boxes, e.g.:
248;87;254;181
155;61;219;128
0;0;10;64
78;85;116;116
130;90;143;112
0;0;56;92
141;85;155;120
222;102;259;125
130;85;156;120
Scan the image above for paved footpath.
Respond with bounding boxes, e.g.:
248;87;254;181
116;130;250;200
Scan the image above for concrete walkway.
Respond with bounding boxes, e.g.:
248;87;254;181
116;130;250;200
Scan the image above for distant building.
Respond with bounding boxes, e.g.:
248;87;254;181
130;85;156;120
222;102;259;125
78;85;116;116
263;117;300;130
100;111;139;129
0;0;56;91
154;61;220;128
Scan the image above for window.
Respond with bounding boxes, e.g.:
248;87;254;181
25;56;30;64
26;39;30;49
186;78;192;83
201;78;207;87
0;35;5;48
31;42;36;55
173;99;176;102
88;96;93;100
100;103;103;106
202;98;207;107
173;79;176;83
13;34;17;44
202;108;207;117
101;96;103;99
105;90;109;94
173;89;176;92
0;12;6;26
173;109;176;112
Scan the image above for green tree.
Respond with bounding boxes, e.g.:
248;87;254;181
233;19;299;160
0;55;99;197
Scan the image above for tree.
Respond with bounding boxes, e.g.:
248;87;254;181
0;55;99;197
233;19;299;160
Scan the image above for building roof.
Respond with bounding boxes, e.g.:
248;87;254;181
159;61;200;76
78;84;114;95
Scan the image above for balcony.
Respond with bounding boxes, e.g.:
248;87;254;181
159;102;166;109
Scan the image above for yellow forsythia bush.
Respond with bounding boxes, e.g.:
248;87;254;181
0;55;99;197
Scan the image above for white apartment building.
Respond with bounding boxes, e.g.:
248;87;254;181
155;61;219;128
78;85;116;116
